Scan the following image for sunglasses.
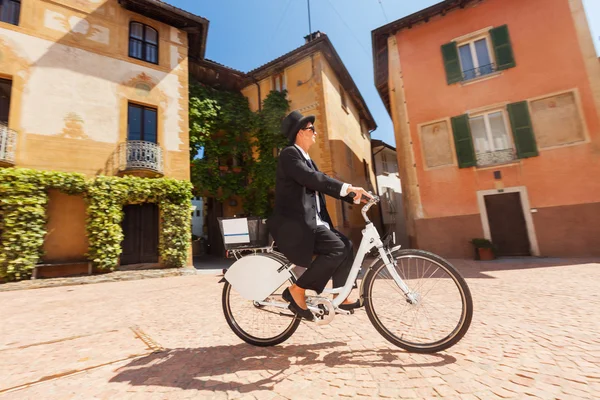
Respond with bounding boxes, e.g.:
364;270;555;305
302;126;316;132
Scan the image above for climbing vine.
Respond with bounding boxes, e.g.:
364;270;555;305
189;83;255;201
0;169;87;280
245;90;290;217
86;176;192;271
189;82;289;216
0;169;192;281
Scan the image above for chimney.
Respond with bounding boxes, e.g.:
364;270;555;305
304;31;324;44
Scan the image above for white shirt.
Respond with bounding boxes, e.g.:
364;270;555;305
294;144;350;230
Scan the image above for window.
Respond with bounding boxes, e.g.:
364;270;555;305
469;110;512;154
339;84;347;111
381;152;388;173
384;187;397;214
458;37;494;80
468;110;516;166
128;103;157;143
196;210;200;217
442;25;515;84
0;0;20;25
0;78;11;125
272;73;285;92
451;102;538;168
129;22;158;64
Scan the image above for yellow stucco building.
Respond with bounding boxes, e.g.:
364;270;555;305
0;0;205;276
222;32;378;249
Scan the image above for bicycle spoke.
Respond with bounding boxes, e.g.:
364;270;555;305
367;252;470;350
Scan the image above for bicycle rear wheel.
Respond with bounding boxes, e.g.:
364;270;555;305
364;249;472;353
222;256;301;347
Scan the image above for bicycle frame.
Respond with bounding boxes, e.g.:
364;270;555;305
324;197;416;308
256;196;417;313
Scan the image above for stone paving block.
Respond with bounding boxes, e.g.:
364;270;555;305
1;259;600;399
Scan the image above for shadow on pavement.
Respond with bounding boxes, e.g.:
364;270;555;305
110;342;456;392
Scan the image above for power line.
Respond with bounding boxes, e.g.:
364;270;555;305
267;0;293;57
377;0;389;23
324;0;370;56
273;0;293;40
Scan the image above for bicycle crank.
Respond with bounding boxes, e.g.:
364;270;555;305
307;297;335;325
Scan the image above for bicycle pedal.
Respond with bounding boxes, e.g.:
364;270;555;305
334;308;353;315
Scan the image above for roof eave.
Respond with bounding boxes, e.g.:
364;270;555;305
118;0;209;59
246;36;377;132
371;0;481;114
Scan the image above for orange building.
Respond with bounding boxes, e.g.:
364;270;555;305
372;0;600;258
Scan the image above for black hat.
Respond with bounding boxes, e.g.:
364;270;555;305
281;110;315;144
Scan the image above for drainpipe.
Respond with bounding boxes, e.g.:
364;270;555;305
252;77;262;111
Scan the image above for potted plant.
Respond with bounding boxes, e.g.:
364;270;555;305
470;238;496;261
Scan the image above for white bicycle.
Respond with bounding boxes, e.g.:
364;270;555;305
221;196;473;354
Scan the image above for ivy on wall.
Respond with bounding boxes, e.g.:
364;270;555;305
0;169;192;281
189;83;255;201
0;169;87;280
189;82;289;217
86;176;192;271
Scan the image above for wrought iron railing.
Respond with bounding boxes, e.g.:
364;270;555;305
476;149;516;167
0;124;17;165
118;140;163;174
462;63;497;81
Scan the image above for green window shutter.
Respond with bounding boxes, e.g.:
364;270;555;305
441;42;462;84
507;101;538;159
451;114;477;168
490;25;516;70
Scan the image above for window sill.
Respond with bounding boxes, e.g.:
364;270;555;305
460;71;502;86
0;19;19;28
128;55;159;66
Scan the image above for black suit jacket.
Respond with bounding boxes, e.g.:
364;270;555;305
267;145;352;266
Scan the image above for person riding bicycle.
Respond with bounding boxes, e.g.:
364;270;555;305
267;111;373;321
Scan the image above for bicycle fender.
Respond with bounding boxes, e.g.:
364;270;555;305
224;254;292;301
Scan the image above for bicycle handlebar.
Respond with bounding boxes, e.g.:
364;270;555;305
348;192;380;223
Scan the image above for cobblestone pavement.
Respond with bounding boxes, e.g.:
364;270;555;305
1;258;599;399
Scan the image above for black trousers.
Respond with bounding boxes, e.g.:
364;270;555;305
295;225;354;294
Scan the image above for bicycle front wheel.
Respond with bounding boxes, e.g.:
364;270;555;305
364;249;473;353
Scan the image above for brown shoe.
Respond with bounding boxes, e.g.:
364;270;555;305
282;288;314;321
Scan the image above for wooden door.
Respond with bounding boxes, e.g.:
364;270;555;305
121;203;159;265
484;192;530;256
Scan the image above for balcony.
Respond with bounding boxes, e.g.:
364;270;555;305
476;149;517;167
0;124;17;167
462;63;498;82
117;140;164;177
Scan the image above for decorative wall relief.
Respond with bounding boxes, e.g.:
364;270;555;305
43;9;110;45
530;91;585;148
59;112;88;139
420;120;455;169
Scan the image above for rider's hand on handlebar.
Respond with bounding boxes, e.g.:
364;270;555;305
347;186;373;204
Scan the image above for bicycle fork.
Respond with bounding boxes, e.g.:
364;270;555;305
376;246;420;305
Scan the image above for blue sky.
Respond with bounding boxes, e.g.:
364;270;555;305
174;0;600;147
